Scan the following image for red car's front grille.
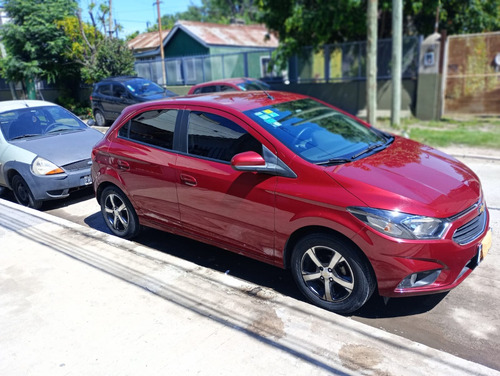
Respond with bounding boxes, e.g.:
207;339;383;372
452;210;487;245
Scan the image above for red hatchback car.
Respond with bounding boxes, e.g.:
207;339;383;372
187;77;270;95
91;91;492;314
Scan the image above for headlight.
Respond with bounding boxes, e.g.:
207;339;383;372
31;157;64;176
347;207;448;240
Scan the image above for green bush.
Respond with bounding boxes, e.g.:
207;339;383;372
56;96;93;119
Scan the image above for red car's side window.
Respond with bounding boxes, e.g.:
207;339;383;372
119;109;178;150
186;112;261;162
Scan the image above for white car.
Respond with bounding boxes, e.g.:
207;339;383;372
0;100;103;209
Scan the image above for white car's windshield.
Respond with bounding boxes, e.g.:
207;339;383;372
1;106;87;141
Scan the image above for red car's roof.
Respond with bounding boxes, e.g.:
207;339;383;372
126;90;308;113
192;77;262;86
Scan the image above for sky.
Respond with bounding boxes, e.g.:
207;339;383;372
79;0;202;37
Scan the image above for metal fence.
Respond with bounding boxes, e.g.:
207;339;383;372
134;36;421;86
292;36;420;83
135;49;275;86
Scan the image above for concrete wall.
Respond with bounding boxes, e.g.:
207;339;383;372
271;78;417;117
0;79;417;120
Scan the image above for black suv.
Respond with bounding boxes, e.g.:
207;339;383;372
90;76;177;126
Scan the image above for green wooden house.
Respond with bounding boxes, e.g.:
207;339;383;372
128;21;279;84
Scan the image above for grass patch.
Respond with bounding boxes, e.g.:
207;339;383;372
409;128;500;148
376;116;500;149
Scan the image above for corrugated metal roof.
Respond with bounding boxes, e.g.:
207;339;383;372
127;30;170;52
178;20;278;48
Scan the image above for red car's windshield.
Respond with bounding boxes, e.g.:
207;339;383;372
245;98;392;164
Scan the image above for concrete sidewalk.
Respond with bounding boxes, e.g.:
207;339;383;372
1;198;498;376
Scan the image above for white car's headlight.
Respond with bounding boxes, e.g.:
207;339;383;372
348;207;448;240
31;157;64;176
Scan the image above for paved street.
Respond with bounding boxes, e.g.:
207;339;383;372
1;149;499;371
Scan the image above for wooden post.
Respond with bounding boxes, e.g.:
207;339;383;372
157;0;167;86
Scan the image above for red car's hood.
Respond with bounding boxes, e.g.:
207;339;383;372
325;137;481;218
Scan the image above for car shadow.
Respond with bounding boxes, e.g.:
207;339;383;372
133;227;303;301
352;291;449;318
0;186;95;210
41;187;95;211
81;219;450;318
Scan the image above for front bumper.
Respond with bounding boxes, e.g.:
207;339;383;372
353;203;491;297
17;164;93;202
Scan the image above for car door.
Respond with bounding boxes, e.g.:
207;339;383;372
110;84;135;120
96;83;114;119
111;108;181;228
175;108;277;262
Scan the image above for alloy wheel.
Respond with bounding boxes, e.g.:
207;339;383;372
103;193;130;233
300;245;355;302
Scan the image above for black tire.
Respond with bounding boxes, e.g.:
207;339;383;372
100;186;140;239
291;234;375;314
11;174;42;210
94;109;108;127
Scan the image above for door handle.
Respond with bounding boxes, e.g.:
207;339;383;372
117;160;130;170
180;174;197;187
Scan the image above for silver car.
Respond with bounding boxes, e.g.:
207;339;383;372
0;100;103;209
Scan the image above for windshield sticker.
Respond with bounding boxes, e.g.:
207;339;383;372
254;110;281;127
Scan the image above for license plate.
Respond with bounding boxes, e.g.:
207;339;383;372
480;228;492;262
81;175;92;186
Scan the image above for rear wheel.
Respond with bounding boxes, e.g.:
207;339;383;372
291;234;375;314
11;174;42;210
94;109;107;127
100;186;140;239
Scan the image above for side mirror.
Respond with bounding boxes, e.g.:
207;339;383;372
231;151;266;169
87;119;96;126
231;149;297;178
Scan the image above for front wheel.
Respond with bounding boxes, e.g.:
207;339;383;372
11;174;42;209
100;186;140;239
291;234;375;314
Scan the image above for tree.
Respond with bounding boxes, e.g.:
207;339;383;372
258;0;500;69
84;37;135;82
258;0;366;69
0;0;79;95
403;0;500;36
57;5;135;83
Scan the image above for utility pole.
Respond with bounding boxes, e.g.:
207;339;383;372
391;0;402;127
366;0;378;125
156;0;167;86
109;0;113;38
